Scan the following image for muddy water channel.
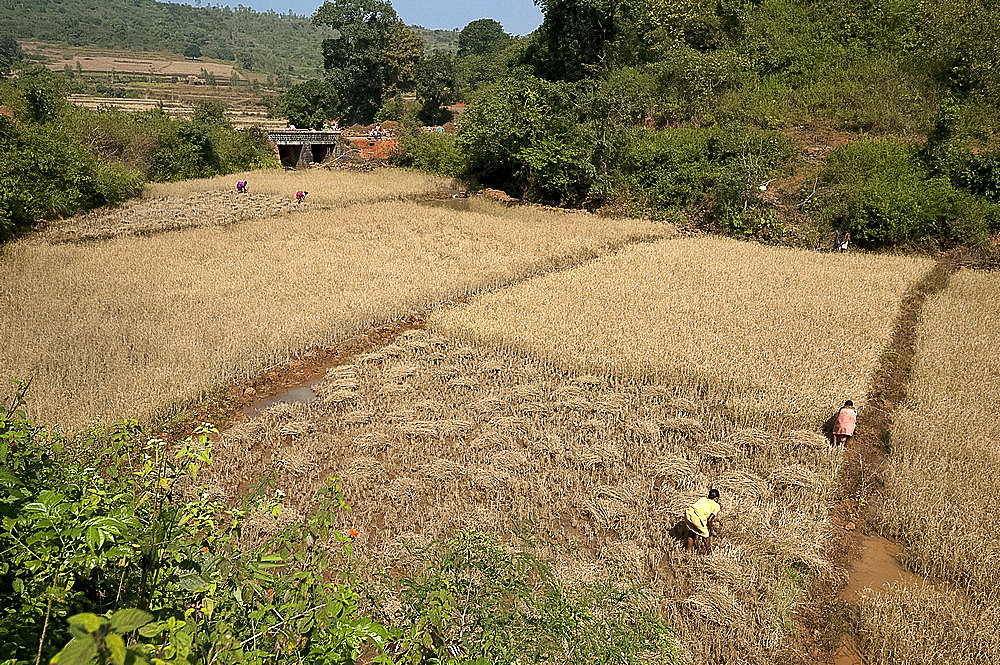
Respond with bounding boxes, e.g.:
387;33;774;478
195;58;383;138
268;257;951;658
834;533;930;665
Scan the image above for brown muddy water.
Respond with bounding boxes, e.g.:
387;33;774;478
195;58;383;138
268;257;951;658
834;533;929;665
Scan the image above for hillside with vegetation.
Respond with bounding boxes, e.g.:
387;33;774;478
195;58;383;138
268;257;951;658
0;0;459;78
383;0;1000;250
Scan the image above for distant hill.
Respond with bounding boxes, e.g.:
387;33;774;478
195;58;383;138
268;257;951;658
410;26;459;53
1;0;460;77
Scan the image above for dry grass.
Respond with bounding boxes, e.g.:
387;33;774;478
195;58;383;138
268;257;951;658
213;332;844;664
36;169;457;243
428;236;932;427
0;199;665;431
861;269;1000;664
142;168;454;202
858;583;999;665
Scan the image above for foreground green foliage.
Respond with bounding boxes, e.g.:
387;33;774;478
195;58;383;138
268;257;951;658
0;383;678;664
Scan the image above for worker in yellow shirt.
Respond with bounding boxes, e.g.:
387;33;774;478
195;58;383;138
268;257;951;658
685;489;721;554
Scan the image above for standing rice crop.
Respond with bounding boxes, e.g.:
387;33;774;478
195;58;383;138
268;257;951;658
429;236;932;427
861;269;1000;665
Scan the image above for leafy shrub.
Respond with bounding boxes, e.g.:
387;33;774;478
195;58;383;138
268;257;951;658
958;151;1000;201
0;384;387;665
608;125;795;221
391;130;464;178
815;137;995;246
457;77;597;205
0;116;143;238
94;161;145;205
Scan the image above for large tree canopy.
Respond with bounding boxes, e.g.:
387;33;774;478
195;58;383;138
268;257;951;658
312;0;422;124
416;50;458;125
531;0;643;82
457;18;511;58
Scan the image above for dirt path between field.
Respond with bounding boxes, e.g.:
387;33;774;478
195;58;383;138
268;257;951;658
820;251;963;664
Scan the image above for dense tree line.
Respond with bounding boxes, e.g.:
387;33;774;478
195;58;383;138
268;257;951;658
385;0;1000;249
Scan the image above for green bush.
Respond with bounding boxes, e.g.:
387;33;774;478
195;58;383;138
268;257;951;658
0;115;145;238
0;384;389;665
608;125;795;221
391;130;465;178
457;77;597;205
94;160;145;205
815;137;995;246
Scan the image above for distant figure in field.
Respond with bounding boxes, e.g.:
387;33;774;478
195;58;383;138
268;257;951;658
295;190;308;203
833;400;857;445
685;489;721;554
236;180;247;193
833;228;850;253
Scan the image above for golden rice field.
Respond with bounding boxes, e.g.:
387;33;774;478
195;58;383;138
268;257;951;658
36;168;458;243
858;269;1000;664
210;239;936;664
142;168;452;202
213;331;841;665
429;236;933;428
0;178;665;431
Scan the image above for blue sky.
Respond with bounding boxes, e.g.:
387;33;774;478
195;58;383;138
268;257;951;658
181;0;543;35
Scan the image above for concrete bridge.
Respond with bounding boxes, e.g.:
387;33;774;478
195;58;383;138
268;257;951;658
268;130;346;167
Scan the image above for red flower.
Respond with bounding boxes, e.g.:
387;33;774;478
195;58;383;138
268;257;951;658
349;528;359;539
202;546;209;552
267;588;274;597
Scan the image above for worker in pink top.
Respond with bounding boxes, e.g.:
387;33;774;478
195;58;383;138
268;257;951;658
833;400;857;445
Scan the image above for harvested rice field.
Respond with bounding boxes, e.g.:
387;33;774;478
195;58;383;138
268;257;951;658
4;168;989;665
0;172;665;431
213;331;841;664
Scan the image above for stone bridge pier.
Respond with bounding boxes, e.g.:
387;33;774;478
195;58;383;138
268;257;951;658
268;130;345;168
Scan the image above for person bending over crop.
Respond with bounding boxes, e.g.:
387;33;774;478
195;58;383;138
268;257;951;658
296;190;308;203
833;400;857;445
236;180;247;193
685;489;721;554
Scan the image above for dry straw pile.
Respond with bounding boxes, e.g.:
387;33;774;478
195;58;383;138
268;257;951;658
213;332;843;664
430;236;933;427
861;269;1000;664
0;196;664;431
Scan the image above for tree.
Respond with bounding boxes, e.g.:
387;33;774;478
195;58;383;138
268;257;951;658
531;0;644;82
457;19;510;57
0;35;25;76
457;76;596;204
279;78;341;128
416;51;458;125
312;0;421;124
183;43;202;59
384;23;424;95
17;66;65;124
